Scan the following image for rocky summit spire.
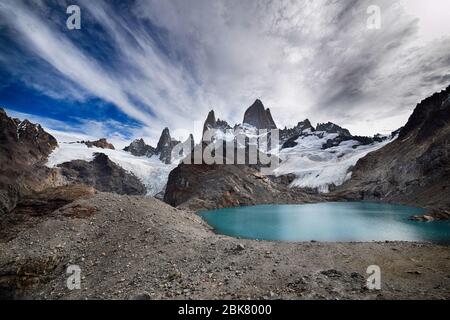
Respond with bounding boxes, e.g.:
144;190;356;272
297;119;314;132
156;128;172;164
202;110;232;140
156;128;181;164
243;99;277;130
203;110;216;134
156;128;171;151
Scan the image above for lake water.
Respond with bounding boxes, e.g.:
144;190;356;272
199;202;450;242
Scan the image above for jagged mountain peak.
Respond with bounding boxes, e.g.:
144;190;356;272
157;127;172;148
157;127;181;164
203;110;216;134
123;138;156;157
243;99;277;130
399;85;450;142
316;122;351;137
296;119;314;131
202;110;231;134
206;110;215;118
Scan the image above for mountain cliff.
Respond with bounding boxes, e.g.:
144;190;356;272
0;109;58;215
164;163;320;210
123;138;156;157
58;153;146;195
203;110;231;134
243;99;277;130
338;85;450;213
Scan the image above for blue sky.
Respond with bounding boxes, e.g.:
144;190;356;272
0;0;449;147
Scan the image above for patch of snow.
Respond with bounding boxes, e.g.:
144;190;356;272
46;142;175;196
274;133;394;193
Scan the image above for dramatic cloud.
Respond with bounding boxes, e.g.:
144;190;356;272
0;0;449;142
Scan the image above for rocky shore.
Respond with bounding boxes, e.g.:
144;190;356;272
1;192;448;300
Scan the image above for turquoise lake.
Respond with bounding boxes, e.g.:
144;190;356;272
199;202;450;242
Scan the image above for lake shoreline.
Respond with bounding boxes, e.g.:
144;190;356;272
1;192;449;300
199;202;449;243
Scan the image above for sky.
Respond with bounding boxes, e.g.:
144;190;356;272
0;0;449;147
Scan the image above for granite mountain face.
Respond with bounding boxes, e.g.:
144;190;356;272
0;109;58;215
337;85;450;214
123;138;156;157
243;99;277;130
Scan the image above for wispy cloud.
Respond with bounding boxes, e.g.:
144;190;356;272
3;108;144;148
0;0;449;140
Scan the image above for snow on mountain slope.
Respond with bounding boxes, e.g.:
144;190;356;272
207;124;393;193
274;132;394;192
46;142;175;196
46;125;394;197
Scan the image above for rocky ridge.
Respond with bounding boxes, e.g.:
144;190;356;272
58;153;146;196
0;108;59;215
164;164;320;210
337;85;450;214
123;128;181;164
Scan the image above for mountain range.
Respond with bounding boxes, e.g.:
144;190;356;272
0;85;449;220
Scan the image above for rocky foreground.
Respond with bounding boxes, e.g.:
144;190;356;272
1;191;449;300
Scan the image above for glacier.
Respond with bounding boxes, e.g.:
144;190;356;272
46;142;176;196
274;131;394;193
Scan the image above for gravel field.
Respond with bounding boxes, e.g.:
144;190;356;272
0;192;449;300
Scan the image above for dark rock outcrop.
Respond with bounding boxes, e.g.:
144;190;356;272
203;110;231;134
281;119;314;135
156;128;181;164
337;85;450;212
82;138;115;150
0;185;96;242
399;88;450;143
316;122;352;137
164;163;320;210
243;100;277;130
58;153;146;195
280;119;315;148
123;139;156;157
0;109;58;215
203;110;216;134
321;135;378;150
